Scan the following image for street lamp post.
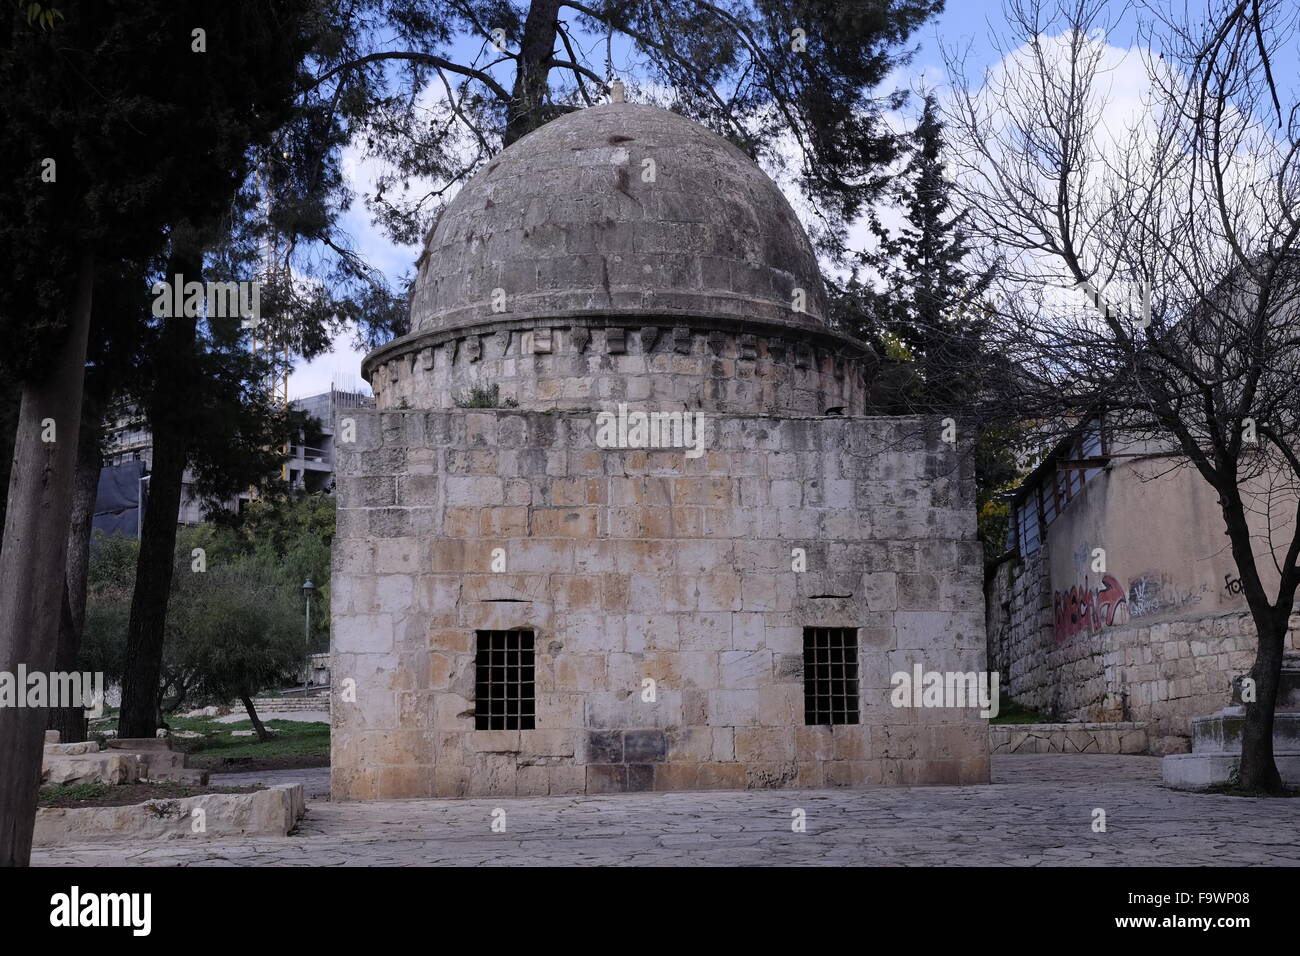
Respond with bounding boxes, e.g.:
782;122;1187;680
302;579;315;687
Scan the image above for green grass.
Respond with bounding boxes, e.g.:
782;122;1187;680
85;705;330;770
40;783;111;803
168;717;330;768
40;780;263;808
990;695;1055;725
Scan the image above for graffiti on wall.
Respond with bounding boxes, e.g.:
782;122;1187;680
1053;574;1128;641
1053;570;1203;642
1125;571;1201;620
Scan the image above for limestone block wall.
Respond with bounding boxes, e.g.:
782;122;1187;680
998;551;1054;709
366;319;868;418
990;557;1298;752
331;408;988;799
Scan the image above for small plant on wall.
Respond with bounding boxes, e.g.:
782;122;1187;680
453;383;518;408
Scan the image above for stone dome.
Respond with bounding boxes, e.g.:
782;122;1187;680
408;101;831;334
363;101;873;416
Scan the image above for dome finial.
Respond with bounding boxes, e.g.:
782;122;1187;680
610;78;626;103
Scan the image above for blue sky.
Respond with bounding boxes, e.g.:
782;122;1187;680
287;0;1300;399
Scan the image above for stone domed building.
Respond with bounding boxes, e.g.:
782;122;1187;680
331;96;988;800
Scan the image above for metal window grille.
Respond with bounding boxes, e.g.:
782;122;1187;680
474;629;535;730
803;627;859;725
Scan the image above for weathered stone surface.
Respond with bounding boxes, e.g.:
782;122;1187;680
41;737;207;784
33;783;305;845
988;722;1149;755
409;103;830;335
331;100;979;802
1162;751;1300;789
333;409;986;799
371;320;869;416
45;742;99;756
25;757;1300;866
1161;662;1300;789
363;101;873;417
42;753;141;786
990;551;1300;751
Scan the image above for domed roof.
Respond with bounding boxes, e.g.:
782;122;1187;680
408;101;831;334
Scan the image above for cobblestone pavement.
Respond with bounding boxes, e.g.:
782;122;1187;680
32;755;1300;866
209;767;332;801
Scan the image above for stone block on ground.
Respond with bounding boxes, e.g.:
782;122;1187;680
42;752;141;786
33;782;306;845
1162;751;1300;789
44;741;101;756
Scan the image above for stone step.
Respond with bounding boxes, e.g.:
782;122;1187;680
1163;751;1300;790
1191;711;1300;753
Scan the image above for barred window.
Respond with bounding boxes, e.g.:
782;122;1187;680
803;627;859;725
474;629;535;730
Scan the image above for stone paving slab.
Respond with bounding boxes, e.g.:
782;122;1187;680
210;767;331;801
31;755;1300;867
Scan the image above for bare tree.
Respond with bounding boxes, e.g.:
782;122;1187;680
944;0;1300;792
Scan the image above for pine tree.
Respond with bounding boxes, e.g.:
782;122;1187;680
0;0;320;866
855;92;996;411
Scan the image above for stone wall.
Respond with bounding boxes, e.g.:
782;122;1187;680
988;722;1148;755
990;557;1298;752
992;550;1053;712
992;452;1300;753
331;407;988;799
368;319;868;418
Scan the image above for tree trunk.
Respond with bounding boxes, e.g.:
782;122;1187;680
0;248;95;867
0;380;20;535
116;341;195;737
1237;610;1287;793
503;0;563;145
1219;489;1286;794
118;252;201;740
48;409;104;744
240;693;271;742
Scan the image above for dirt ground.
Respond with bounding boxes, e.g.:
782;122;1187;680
38;782;263;808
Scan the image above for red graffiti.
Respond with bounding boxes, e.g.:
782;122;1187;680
1053;574;1128;642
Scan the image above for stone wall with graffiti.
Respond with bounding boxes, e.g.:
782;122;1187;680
1051;569;1212;642
990;456;1297;753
